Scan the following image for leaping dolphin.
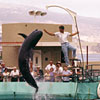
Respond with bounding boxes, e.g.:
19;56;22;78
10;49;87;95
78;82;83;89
18;30;43;92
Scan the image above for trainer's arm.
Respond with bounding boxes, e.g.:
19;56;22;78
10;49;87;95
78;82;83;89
44;29;55;36
69;31;79;36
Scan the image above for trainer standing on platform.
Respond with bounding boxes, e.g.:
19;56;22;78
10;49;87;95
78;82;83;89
44;25;79;67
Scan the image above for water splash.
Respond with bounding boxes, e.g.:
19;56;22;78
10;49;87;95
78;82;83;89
32;82;55;100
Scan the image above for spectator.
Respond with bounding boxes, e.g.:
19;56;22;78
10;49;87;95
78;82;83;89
45;60;56;72
29;60;33;69
0;67;3;82
49;68;55;82
19;72;25;82
56;61;63;73
62;65;72;82
44;70;51;82
1;62;6;73
54;64;62;82
30;67;34;77
10;67;19;82
3;68;10;82
34;66;44;81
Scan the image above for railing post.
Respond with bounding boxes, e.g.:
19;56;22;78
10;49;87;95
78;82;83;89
86;46;88;69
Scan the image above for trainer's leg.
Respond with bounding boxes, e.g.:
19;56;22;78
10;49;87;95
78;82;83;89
61;43;69;66
68;43;76;58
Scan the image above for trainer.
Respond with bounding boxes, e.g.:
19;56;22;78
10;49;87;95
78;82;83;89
44;25;79;67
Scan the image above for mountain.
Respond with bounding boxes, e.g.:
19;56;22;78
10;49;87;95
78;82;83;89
0;2;100;53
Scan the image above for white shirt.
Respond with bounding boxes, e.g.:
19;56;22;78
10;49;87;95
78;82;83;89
54;32;70;43
3;72;9;77
59;67;63;73
45;64;56;71
31;71;34;77
10;70;19;77
55;67;63;74
3;72;9;82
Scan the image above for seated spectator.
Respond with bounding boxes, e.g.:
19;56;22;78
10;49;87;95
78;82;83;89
3;68;10;82
10;67;19;82
61;65;72;82
44;70;51;82
34;66;44;81
19;72;25;82
45;60;56;72
49;68;55;82
0;67;3;82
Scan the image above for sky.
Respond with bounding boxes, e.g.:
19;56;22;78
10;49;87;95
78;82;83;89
0;0;100;18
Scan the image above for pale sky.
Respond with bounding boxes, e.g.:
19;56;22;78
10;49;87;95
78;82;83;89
0;0;100;18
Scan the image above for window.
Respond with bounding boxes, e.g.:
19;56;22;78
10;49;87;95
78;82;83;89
35;57;38;65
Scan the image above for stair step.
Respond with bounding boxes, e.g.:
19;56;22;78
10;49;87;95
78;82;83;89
70;58;81;61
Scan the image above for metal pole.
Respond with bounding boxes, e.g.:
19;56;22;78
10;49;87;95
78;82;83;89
86;46;88;69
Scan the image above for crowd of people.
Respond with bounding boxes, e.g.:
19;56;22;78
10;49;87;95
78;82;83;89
0;60;81;82
44;61;73;82
0;62;24;82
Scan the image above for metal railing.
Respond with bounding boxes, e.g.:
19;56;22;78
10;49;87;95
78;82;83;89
85;64;100;82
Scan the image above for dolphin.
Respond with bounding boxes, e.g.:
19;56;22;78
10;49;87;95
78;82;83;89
18;30;43;92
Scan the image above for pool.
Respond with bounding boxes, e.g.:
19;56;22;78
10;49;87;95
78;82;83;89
0;82;99;100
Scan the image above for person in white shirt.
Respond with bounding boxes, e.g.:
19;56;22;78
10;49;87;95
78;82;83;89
45;60;56;72
3;68;9;82
54;65;62;82
10;67;19;82
56;61;63;73
54;61;63;82
44;25;79;67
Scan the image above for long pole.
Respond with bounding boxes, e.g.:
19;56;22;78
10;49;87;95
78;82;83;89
74;16;84;67
86;46;88;69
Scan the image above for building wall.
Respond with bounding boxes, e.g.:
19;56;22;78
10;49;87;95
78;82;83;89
2;23;72;68
2;23;72;42
2;46;20;67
